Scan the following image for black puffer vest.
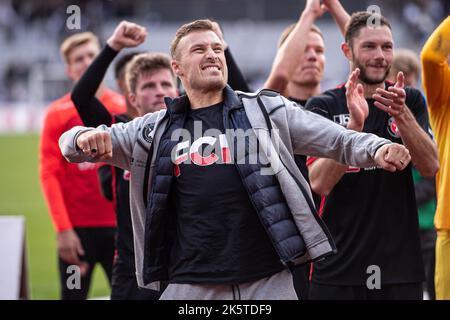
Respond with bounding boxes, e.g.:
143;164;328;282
142;87;307;285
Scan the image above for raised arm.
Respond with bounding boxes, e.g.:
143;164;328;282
71;45;117;127
71;21;147;127
323;0;350;36
420;15;450;112
264;0;326;95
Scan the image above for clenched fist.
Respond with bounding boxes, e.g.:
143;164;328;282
374;143;411;172
107;20;147;51
76;130;113;161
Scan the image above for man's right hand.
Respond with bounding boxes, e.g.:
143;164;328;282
345;68;368;131
57;229;85;265
107;20;147;51
76;130;113;161
374;143;411;172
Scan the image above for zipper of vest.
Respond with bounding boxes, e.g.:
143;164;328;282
224;108;287;267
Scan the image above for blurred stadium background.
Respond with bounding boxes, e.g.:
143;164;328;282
0;0;448;299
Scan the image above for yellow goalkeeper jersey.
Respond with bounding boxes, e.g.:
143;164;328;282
421;15;450;229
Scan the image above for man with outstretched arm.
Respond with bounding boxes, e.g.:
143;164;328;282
60;19;411;300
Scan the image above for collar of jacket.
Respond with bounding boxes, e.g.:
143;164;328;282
162;85;242;115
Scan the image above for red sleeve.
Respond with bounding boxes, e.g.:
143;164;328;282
39;106;72;232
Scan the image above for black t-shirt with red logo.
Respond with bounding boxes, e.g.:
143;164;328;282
168;102;283;284
305;82;431;286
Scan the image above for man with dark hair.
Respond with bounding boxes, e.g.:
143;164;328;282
60;19;411;300
343;11;391;44
306;11;439;300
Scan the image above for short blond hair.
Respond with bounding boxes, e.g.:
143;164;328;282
170;19;215;58
60;32;100;64
278;23;324;48
125;52;175;94
389;49;420;81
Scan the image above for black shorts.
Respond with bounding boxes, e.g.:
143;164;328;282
58;227;116;300
308;282;423;300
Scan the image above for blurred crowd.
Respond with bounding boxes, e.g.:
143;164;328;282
0;0;448;105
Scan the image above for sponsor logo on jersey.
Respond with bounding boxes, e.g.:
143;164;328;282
333;114;350;127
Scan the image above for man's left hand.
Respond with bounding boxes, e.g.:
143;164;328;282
373;71;407;118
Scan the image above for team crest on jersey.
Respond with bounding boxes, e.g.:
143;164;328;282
333;114;350;127
123;170;131;181
387;117;401;138
142;123;155;143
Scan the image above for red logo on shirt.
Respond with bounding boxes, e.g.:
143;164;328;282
173;134;232;177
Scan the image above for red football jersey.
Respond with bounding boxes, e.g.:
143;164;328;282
39;89;125;231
